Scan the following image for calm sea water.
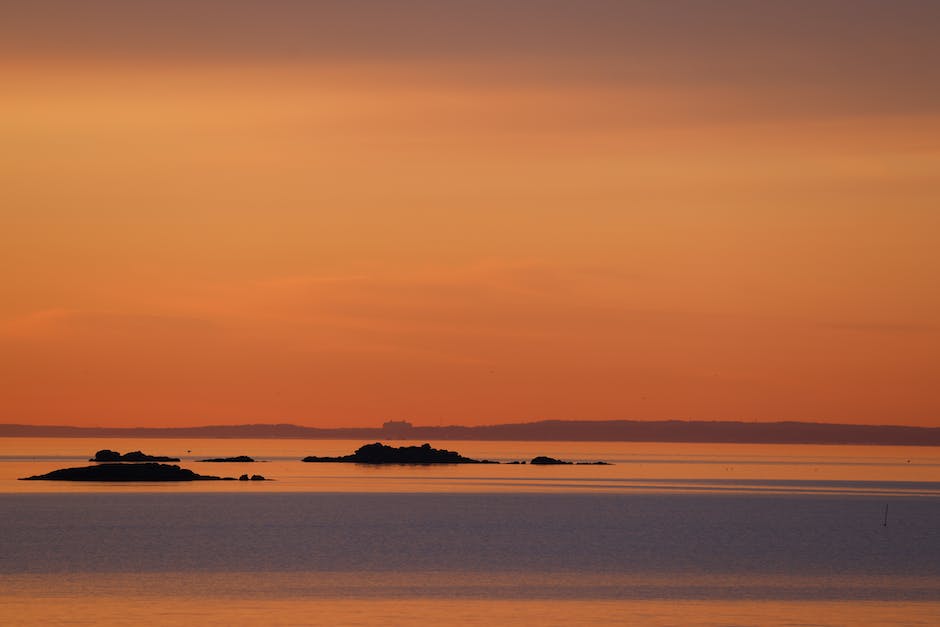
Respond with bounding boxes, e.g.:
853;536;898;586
1;438;939;625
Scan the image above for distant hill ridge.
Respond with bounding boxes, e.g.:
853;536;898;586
1;419;939;446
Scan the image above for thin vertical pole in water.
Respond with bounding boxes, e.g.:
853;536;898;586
883;503;889;527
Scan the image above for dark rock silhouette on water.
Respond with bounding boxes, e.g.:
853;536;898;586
530;456;572;465
20;463;231;482
90;449;180;462
303;442;497;464
199;456;256;462
529;456;611;465
238;474;267;481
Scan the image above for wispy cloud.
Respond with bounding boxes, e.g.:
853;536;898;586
820;321;937;335
0;309;218;340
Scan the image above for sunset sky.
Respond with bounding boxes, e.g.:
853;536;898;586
2;1;939;428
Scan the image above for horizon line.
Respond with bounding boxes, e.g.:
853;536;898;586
1;418;938;431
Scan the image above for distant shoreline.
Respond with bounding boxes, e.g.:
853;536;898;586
1;419;939;446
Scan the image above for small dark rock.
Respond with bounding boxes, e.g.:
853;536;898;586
250;474;265;481
530;456;572;465
238;474;249;481
91;449;121;461
199;456;256;463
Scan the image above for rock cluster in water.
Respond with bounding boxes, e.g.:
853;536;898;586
303;442;497;464
301;442;609;465
90;449;180;462
24;443;609;480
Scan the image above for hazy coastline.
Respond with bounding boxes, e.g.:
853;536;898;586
2;419;939;447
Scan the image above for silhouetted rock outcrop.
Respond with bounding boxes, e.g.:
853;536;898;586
530;456;572;465
20;463;229;482
198;456;255;462
90;449;180;462
529;456;611;465
303;442;496;464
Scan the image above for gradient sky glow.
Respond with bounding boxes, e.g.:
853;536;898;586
2;1;939;427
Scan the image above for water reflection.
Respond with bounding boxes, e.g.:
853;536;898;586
2;438;938;496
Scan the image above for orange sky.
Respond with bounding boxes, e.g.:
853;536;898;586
2;2;939;428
